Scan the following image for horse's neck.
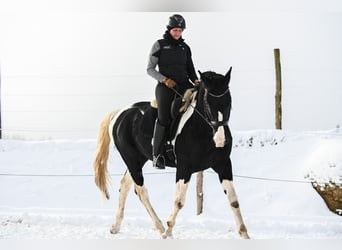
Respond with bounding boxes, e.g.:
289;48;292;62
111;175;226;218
195;90;207;117
192;92;211;131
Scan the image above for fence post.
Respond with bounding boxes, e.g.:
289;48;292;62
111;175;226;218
0;64;2;139
274;48;282;129
196;171;204;215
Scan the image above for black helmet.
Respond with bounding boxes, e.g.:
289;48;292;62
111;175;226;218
167;14;186;30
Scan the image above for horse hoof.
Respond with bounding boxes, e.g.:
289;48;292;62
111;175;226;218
156;226;166;235
161;231;173;239
110;226;120;234
161;233;169;239
241;233;250;239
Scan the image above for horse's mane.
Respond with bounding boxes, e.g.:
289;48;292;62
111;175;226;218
201;71;225;81
200;71;228;95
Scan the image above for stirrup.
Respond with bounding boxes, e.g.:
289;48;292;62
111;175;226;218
165;142;176;163
153;155;165;169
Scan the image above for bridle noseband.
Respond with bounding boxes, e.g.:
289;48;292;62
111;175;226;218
203;85;230;133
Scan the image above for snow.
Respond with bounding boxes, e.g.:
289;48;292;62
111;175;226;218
0;129;341;239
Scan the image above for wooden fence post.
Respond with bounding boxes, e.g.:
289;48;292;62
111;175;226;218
0;64;2;139
196;171;204;215
274;48;282;130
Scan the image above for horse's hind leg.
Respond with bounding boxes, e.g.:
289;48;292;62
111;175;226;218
222;180;250;239
110;171;133;234
162;179;189;239
134;184;165;234
134;183;165;234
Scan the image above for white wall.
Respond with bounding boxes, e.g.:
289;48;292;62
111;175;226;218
1;1;342;139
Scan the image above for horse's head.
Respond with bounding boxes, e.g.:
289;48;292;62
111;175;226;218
198;67;232;148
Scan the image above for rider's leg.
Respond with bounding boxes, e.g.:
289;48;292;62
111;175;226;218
153;83;175;169
152;119;166;169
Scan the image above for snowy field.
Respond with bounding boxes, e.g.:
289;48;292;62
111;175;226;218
0;129;341;240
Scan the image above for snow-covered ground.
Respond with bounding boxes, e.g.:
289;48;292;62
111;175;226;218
0;129;341;239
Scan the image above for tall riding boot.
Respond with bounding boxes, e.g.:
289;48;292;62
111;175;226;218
152;120;166;169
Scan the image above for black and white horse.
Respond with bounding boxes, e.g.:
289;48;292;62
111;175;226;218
94;67;249;239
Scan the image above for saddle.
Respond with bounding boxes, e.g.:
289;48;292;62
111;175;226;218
150;88;197;165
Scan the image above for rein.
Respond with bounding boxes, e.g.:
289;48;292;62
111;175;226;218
170;83;229;133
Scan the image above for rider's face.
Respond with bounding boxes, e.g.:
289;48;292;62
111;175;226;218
169;28;183;40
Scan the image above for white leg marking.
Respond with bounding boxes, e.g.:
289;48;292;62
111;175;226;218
213;112;225;148
111;171;133;234
162;179;189;239
134;184;165;234
222;180;249;239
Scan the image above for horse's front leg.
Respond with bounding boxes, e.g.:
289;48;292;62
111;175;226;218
222;179;250;239
162;179;189;239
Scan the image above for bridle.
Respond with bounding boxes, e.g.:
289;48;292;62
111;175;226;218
206;86;230;98
203;85;230;132
171;81;230;134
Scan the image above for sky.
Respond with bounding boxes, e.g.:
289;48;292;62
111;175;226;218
0;1;342;139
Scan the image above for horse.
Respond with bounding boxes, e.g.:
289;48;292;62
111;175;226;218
93;67;250;239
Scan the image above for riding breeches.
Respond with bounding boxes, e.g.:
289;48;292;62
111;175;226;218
155;82;176;127
155;81;193;127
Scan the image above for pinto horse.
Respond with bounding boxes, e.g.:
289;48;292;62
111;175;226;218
94;67;249;239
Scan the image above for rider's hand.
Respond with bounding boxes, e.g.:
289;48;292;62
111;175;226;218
163;78;176;88
193;79;200;86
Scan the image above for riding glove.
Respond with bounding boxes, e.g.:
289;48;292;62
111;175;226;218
163;78;177;88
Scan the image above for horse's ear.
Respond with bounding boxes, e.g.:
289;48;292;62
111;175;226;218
224;67;232;78
224;67;232;84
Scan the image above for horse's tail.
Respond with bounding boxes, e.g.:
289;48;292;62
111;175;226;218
93;110;119;200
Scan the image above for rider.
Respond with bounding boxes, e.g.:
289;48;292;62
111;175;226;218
147;14;200;169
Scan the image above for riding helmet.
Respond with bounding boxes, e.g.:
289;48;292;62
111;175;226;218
167;14;186;30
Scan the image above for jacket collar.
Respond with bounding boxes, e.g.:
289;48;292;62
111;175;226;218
163;30;184;45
